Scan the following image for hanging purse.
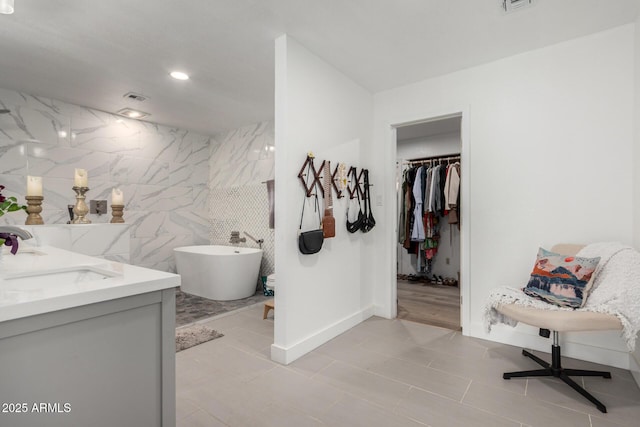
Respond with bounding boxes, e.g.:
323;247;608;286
322;160;336;238
298;160;324;255
299;228;324;254
360;169;376;233
346;167;364;233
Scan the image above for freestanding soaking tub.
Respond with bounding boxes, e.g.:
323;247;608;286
173;245;263;301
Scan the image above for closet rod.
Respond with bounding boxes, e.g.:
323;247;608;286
402;153;460;166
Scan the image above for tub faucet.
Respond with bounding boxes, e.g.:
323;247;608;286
229;231;246;245
0;226;33;241
243;231;264;249
67;204;74;224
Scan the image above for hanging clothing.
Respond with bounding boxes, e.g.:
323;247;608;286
411;166;425;241
438;164;448;216
398;156;460;274
424;212;439;260
403;167;417;251
398;169;408;244
428;165;441;213
444;162;460;225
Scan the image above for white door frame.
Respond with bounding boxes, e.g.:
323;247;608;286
386;107;470;333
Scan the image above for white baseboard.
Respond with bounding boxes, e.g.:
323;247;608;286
271;305;375;365
631;350;640;388
468;321;630;370
373;304;392;319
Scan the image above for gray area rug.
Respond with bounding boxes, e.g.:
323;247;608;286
175;288;271;327
175;325;224;352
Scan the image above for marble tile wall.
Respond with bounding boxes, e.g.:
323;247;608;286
21;224;130;263
209;185;275;278
209;121;274;188
209;122;275;280
0;88;210;272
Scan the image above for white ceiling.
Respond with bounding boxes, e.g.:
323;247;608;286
0;0;637;137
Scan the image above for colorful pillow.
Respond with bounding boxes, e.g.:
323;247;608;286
523;247;600;308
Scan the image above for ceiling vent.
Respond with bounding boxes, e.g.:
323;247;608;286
502;0;535;13
123;92;148;102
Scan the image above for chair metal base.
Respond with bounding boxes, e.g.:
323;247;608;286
504;344;611;413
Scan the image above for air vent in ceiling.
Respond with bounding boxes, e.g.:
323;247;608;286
502;0;535;13
123;92;148;102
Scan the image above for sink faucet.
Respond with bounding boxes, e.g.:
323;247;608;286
243;231;264;249
229;231;246;245
0;226;33;255
0;226;33;241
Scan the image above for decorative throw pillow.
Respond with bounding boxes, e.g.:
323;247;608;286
523;247;600;308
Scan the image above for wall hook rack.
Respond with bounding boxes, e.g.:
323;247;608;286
347;166;365;199
297;155;322;197
298;155;370;201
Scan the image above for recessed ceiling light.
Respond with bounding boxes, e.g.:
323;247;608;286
170;71;190;81
117;108;150;119
0;0;15;15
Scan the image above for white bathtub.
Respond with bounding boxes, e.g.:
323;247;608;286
173;245;263;301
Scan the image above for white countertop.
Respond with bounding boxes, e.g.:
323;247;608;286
0;246;180;323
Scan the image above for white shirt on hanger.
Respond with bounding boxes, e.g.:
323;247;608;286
444;162;460;210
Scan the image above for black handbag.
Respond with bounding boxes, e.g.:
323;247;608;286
298;162;324;255
360;169;376;233
299;228;324;254
346;167;364;233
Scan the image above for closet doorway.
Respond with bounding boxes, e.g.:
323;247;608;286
396;116;462;331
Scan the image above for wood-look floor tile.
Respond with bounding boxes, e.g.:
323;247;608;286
319;393;425;427
396;386;520;427
314;360;411;411
463;381;591;427
368;357;471;401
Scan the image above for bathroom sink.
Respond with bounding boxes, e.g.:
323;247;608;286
0;247;47;258
2;266;120;289
13;248;47;256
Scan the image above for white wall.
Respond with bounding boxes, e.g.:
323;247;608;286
373;25;635;368
272;35;374;364
631;14;640;384
396;132;461;160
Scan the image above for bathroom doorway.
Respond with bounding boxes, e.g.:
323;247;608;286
395;116;462;331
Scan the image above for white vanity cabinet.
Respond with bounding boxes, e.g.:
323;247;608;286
0;247;179;427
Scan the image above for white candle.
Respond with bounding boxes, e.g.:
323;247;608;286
26;176;43;197
111;188;124;205
74;168;88;187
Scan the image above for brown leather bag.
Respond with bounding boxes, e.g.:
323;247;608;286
322;160;335;238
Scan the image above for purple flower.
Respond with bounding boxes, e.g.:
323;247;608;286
0;184;27;215
0;233;19;254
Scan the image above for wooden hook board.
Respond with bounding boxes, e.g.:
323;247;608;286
298;155;368;200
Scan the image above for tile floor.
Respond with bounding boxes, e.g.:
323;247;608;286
176;305;640;426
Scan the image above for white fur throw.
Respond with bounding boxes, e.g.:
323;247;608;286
485;242;640;351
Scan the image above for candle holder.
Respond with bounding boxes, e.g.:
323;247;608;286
110;204;125;223
71;186;91;224
25;196;44;225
